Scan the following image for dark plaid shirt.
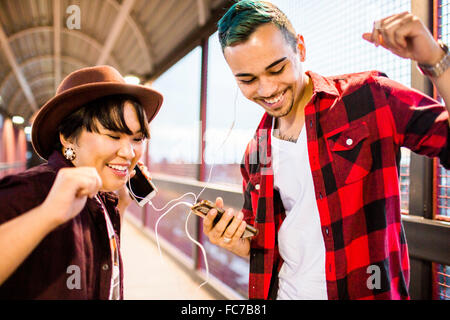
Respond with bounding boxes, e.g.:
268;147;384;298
241;70;450;300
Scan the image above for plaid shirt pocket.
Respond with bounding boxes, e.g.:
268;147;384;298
328;122;372;185
245;173;261;225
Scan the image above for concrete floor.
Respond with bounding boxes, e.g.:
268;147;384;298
121;217;215;300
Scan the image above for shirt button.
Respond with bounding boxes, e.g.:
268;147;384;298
325;227;329;235
346;138;353;146
102;264;109;271
255;184;260;190
319;193;323;199
310;120;313;128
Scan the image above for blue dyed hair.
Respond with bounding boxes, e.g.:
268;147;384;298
218;0;297;52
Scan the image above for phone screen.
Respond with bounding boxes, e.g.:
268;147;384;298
127;165;156;203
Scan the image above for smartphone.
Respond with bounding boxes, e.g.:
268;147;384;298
191;200;258;238
127;164;157;207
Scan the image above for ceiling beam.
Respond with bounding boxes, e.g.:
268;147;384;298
105;0;153;73
53;0;62;91
146;1;233;81
0;55;87;98
96;0;136;66
197;0;210;26
7;26;121;68
0;23;38;112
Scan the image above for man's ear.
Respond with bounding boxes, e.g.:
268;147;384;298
297;34;306;62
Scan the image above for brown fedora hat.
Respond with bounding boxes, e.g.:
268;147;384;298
31;65;163;160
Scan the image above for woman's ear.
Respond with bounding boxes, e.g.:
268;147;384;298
59;133;73;149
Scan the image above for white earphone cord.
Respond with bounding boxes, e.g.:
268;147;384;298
126;86;239;291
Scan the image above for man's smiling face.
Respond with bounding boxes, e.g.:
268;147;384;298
224;23;306;118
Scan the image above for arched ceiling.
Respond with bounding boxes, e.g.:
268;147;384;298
0;0;231;123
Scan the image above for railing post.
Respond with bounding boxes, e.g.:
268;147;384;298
407;0;435;300
193;37;209;271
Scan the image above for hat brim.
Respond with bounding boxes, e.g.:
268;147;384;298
31;82;163;160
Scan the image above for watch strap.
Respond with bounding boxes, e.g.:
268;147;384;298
417;40;450;78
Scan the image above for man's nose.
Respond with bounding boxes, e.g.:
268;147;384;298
257;77;277;98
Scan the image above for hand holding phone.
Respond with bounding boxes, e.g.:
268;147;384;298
127;163;157;207
191;200;258;238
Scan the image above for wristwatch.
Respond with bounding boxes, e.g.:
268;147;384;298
417;40;450;78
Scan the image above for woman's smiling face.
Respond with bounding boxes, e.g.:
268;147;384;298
61;101;147;192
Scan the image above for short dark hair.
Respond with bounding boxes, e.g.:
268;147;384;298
218;0;297;52
54;94;150;151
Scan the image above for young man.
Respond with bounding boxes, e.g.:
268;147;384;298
202;1;450;300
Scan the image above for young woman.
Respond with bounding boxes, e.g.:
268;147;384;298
0;65;163;299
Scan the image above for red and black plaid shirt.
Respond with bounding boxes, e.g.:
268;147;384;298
241;70;449;300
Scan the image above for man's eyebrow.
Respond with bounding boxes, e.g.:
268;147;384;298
265;57;287;70
234;57;287;77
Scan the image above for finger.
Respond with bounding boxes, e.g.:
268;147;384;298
210;208;234;239
380;17;407;51
394;25;409;49
362;32;384;47
362;32;374;43
371;20;383;47
368;12;409;48
203;208;218;234
380;11;409;26
77;170;102;197
222;211;243;241
87;169;102;195
378;29;394;50
141;166;151;178
379;23;414;58
366;29;380;47
391;16;421;51
379;12;413;51
57;167;101;199
215;197;224;209
75;188;91;198
232;220;247;241
75;180;97;198
129;169;136;179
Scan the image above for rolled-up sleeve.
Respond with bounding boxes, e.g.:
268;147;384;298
376;75;450;169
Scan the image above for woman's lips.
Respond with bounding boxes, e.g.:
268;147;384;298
106;163;129;178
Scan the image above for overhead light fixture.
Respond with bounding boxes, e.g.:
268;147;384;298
12;116;24;124
124;75;141;85
24;126;32;134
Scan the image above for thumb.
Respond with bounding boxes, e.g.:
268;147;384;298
362;33;374;43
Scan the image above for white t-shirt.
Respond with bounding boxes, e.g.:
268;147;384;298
271;122;327;300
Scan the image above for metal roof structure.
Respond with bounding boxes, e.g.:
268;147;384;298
0;0;231;123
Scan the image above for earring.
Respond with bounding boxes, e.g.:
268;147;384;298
63;147;76;161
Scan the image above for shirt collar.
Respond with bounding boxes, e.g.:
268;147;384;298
47;150;75;171
306;70;340;98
